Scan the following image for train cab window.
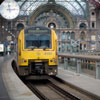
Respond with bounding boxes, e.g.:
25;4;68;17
25;35;38;49
24;27;51;49
25;34;51;49
39;35;51;48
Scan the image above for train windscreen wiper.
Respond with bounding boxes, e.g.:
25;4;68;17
27;46;37;50
39;46;48;50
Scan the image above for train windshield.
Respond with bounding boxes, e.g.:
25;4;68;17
25;28;51;49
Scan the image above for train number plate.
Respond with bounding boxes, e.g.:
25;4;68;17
35;63;42;65
35;60;42;62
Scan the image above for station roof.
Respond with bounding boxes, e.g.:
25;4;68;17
89;0;100;8
17;0;88;18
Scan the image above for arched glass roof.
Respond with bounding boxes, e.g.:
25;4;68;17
18;0;88;18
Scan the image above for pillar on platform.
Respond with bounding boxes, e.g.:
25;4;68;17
77;59;81;73
96;62;100;79
64;57;68;70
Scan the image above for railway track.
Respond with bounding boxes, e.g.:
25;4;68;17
26;80;81;100
49;77;100;100
25;76;100;100
12;62;100;100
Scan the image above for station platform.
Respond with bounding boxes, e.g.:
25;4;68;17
57;66;100;99
1;55;40;100
1;55;100;100
0;57;10;100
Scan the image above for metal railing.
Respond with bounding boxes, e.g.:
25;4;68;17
58;50;100;56
58;53;100;79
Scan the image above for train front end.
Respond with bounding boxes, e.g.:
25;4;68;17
18;26;58;77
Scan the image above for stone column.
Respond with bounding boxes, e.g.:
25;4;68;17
96;62;100;79
64;57;68;70
77;59;81;73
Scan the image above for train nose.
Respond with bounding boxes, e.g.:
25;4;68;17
37;52;41;59
37;52;41;56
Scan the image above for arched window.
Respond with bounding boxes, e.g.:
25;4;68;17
71;32;75;40
62;43;65;52
48;22;56;29
67;43;70;52
80;23;86;29
17;23;24;31
62;31;66;40
91;11;95;16
66;31;70;40
80;31;85;40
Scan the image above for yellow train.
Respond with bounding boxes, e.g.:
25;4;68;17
16;26;58;79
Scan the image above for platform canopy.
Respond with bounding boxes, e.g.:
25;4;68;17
17;0;88;18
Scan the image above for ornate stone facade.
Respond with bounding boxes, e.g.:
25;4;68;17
0;1;100;52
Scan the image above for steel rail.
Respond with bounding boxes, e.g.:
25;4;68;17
26;81;81;100
27;82;49;100
50;76;100;100
48;80;81;100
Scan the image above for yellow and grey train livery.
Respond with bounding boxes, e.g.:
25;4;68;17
16;26;58;78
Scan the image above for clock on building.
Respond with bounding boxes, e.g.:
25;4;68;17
0;0;20;20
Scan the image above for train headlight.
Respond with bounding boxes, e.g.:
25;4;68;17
49;72;53;75
21;60;24;63
24;60;27;63
50;59;56;63
50;60;53;62
53;59;56;63
21;59;27;63
54;70;57;73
